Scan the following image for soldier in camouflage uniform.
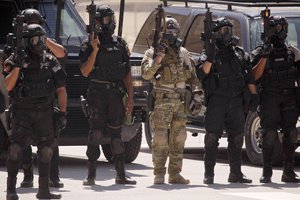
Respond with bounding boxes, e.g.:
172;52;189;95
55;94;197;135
142;16;201;184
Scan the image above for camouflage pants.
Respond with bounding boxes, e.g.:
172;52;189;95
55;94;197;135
150;95;187;176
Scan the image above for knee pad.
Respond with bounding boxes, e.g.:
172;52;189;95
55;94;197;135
86;144;100;160
204;133;219;148
111;137;124;155
262;130;277;147
8;143;22;161
38;146;53;163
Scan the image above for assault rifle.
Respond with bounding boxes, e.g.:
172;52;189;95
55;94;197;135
86;0;97;42
201;8;214;52
12;13;25;56
260;6;272;44
152;4;164;58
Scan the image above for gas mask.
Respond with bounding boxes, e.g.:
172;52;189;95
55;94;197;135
270;24;288;47
162;29;183;48
269;16;288;48
27;35;46;56
214;26;233;48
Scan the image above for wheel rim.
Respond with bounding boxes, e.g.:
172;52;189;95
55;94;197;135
250;114;262;154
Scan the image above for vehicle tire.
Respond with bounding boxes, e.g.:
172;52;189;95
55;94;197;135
144;88;154;149
244;111;282;166
101;125;143;163
144;114;152;149
124;125;142;163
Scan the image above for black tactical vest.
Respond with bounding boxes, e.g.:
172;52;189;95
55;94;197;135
11;55;55;105
204;47;245;97
262;46;296;89
90;37;126;82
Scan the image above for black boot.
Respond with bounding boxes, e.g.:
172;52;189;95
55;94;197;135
260;148;273;183
83;161;97;185
6;176;18;200
49;147;64;188
115;156;136;185
228;162;252;183
260;163;272;183
20;164;33;188
203;163;215;184
281;161;300;183
36;177;61;199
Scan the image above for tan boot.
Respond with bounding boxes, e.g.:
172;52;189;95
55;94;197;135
154;175;165;184
168;174;190;184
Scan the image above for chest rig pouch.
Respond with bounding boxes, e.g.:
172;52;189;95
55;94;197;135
263;47;297;87
158;47;191;85
212;49;245;93
92;37;126;81
11;60;54;100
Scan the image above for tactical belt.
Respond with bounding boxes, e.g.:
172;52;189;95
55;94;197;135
90;79;119;89
153;86;185;99
262;88;296;95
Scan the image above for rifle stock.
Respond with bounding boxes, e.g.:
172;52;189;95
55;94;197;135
12;13;25;54
86;0;97;42
201;8;214;51
261;7;271;44
152;4;164;58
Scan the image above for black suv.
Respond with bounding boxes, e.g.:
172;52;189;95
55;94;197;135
131;0;300;165
0;0;143;163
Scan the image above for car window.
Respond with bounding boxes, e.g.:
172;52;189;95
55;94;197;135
287;18;300;49
41;1;86;47
185;15;243;54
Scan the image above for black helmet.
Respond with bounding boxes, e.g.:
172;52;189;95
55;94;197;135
96;5;116;35
213;17;234;48
270;15;288;46
23;24;46;56
213;17;233;32
21;8;44;25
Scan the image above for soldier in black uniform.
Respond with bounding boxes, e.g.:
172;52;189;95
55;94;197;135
6;8;67;189
251;16;300;183
80;4;136;185
196;17;257;184
3;24;65;200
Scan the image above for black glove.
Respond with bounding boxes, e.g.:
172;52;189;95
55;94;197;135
205;43;216;63
15;49;28;68
249;94;259;112
261;42;272;58
54;107;67;135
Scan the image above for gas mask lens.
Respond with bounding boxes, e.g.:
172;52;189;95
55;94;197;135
30;35;44;46
274;24;283;33
218;26;232;36
166;29;179;37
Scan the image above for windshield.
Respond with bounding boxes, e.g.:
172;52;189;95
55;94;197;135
39;0;87;48
250;17;300;50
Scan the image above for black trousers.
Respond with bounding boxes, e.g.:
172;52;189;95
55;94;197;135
204;94;245;165
86;85;125;161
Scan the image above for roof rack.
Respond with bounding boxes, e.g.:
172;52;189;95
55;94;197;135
161;0;300;8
